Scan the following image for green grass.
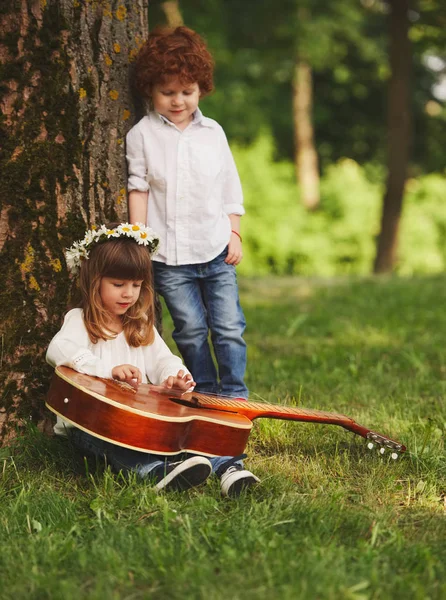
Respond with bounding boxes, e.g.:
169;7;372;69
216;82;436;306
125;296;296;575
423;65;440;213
1;275;445;599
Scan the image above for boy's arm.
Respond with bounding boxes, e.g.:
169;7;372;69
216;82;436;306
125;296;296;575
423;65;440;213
226;214;243;266
126;126;149;224
128;189;148;225
220;128;244;265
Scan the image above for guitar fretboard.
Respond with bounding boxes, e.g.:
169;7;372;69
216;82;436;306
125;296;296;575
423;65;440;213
190;394;350;423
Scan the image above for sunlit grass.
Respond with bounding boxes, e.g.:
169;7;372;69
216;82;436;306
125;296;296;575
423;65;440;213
1;275;445;599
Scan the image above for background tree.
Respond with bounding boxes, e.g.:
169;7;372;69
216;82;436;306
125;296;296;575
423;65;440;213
0;0;149;436
160;0;183;27
374;0;412;273
292;5;320;211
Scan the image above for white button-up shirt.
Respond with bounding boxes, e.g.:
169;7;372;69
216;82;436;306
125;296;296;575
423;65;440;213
126;109;244;265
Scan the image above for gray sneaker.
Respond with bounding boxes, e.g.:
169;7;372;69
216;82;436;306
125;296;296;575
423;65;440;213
220;464;260;497
154;456;212;492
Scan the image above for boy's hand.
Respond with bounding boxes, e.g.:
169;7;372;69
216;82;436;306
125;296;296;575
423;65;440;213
112;364;142;387
161;370;196;392
225;233;243;265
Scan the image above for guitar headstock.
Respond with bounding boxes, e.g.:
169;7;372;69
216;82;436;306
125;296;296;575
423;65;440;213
366;431;406;458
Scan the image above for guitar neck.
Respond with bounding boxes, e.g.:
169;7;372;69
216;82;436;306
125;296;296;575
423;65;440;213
187;393;371;438
154;388;405;453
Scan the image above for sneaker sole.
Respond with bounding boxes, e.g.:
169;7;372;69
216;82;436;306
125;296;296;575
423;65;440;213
225;475;259;498
155;461;212;492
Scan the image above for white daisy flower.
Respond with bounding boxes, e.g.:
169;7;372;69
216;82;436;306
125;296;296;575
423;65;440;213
65;222;160;273
117;223;133;237
96;224;109;237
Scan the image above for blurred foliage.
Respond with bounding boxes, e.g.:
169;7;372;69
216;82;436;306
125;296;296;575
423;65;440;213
232;133;446;276
148;1;446;275
150;0;446;174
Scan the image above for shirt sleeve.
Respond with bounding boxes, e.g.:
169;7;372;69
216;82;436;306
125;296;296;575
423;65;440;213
143;327;190;385
220;128;245;216
126;124;150;192
46;309;113;379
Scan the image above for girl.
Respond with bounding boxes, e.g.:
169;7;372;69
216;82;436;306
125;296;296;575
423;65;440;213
47;223;259;496
126;26;248;403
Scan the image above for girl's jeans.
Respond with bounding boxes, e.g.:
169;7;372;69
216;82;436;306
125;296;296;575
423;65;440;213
153;247;248;398
69;429;242;479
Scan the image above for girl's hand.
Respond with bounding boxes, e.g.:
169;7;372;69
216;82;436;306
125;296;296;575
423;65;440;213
225;233;243;265
161;370;196;392
112;364;142;387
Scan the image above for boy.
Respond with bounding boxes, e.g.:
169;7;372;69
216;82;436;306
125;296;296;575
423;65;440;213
127;26;248;400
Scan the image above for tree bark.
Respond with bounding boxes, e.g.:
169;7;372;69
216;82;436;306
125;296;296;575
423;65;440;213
0;0;149;436
292;58;320;211
374;0;412;273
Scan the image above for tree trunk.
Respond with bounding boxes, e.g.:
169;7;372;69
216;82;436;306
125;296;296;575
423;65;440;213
0;0;149;437
292;58;320;211
161;1;183;26
374;0;412;273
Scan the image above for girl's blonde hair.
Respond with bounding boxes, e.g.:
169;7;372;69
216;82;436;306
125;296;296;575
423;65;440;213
78;233;155;347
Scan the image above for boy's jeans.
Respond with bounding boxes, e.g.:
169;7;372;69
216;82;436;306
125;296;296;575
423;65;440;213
69;429;241;479
153;247;248;398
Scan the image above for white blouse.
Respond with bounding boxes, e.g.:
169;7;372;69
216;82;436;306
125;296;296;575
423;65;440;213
126;108;244;266
46;308;187;435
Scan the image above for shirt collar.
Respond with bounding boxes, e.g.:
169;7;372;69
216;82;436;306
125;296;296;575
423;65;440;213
192;108;216;128
149;108;216;130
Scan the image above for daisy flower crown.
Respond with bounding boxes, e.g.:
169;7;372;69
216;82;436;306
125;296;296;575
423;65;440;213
65;223;160;273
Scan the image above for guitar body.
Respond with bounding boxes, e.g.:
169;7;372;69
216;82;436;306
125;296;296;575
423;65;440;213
47;366;406;457
46;367;253;456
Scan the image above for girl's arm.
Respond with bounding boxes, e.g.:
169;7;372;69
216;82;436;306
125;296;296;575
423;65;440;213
143;327;192;386
46;309;114;379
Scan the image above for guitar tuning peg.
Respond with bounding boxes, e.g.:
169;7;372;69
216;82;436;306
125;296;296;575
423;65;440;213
379;447;385;455
391;452;398;460
367;442;374;450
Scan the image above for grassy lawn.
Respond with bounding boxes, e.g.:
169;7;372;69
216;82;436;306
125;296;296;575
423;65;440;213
1;275;445;599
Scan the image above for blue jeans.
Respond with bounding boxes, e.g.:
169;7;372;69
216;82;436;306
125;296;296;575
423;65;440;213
153;247;248;398
69;429;242;479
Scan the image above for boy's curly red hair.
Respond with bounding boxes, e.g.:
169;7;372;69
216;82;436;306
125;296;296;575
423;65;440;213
135;26;214;99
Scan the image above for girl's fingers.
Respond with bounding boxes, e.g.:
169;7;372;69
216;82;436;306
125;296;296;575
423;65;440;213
114;365;142;384
132;367;142;384
162;372;195;390
179;371;194;383
164;376;174;388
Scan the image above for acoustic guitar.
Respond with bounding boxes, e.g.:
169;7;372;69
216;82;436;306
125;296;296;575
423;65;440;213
46;366;406;458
